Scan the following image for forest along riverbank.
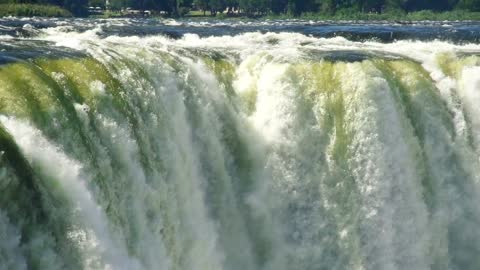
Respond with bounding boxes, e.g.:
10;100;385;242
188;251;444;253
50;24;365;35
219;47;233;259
1;0;480;19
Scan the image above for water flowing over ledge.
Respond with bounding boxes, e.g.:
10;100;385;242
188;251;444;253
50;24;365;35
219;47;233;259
1;19;480;270
1;17;480;43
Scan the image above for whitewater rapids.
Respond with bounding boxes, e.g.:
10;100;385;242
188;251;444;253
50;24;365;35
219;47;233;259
1;19;480;270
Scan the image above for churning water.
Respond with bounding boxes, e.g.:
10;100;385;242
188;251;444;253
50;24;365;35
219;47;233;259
1;18;480;270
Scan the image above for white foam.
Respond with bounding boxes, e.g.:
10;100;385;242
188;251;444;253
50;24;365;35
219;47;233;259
0;116;142;270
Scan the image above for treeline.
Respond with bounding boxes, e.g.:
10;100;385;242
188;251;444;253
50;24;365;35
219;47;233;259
1;0;479;17
0;3;72;16
0;0;87;16
103;0;480;16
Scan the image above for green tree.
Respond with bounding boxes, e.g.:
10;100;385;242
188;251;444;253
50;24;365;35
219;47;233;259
210;0;225;14
360;0;384;12
63;0;88;15
88;0;104;8
384;0;404;11
194;0;209;14
271;0;287;13
316;0;336;14
456;0;480;11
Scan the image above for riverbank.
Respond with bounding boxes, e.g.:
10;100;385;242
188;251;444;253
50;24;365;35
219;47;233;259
0;4;479;21
0;4;72;17
0;4;71;17
105;9;480;22
265;10;480;21
184;10;480;21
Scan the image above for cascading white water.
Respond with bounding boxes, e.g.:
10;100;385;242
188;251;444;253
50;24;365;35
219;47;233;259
1;22;480;270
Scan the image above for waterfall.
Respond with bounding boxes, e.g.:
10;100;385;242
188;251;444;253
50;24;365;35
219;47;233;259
1;26;480;270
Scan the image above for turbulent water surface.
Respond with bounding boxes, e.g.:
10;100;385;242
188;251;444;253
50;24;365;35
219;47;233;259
1;18;480;270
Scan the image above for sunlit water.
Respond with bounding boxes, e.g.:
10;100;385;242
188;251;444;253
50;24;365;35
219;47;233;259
1;18;480;270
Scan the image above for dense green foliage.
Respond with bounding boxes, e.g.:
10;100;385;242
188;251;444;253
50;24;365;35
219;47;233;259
0;3;71;16
104;0;480;17
0;0;479;17
0;0;87;16
268;9;480;21
180;0;480;16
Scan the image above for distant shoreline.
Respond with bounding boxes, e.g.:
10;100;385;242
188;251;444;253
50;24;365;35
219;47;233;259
265;10;480;22
0;4;72;17
0;4;479;22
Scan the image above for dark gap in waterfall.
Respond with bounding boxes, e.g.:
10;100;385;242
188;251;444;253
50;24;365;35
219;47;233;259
0;124;47;224
305;50;404;62
0;42;85;65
